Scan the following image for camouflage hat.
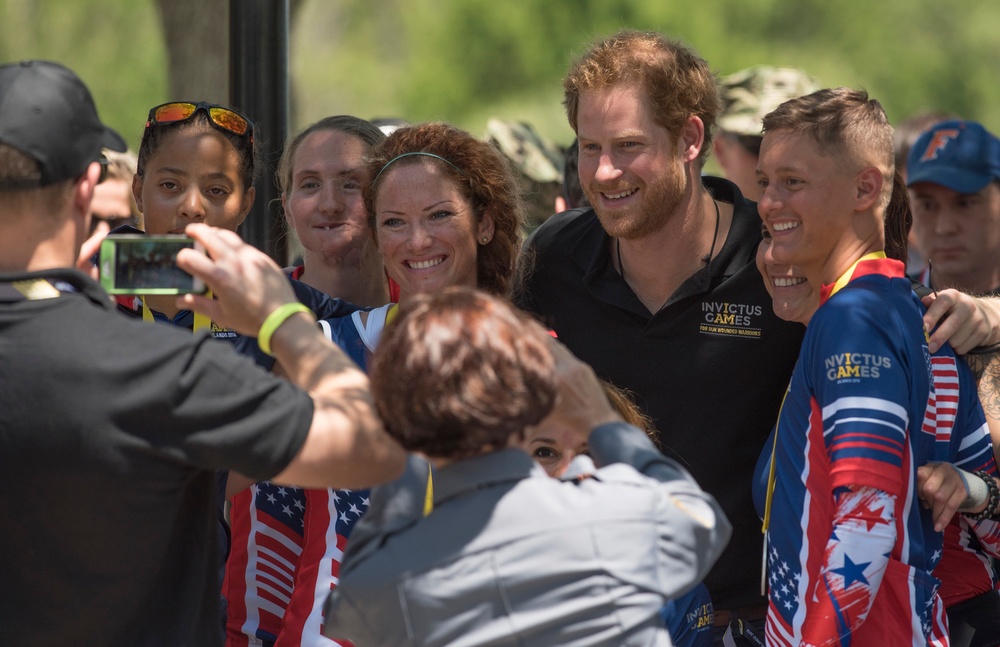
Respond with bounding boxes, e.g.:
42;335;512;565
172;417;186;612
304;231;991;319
485;118;564;183
717;66;820;137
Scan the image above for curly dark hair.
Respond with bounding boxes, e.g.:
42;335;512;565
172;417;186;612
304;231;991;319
370;287;556;459
883;171;911;266
362;122;524;297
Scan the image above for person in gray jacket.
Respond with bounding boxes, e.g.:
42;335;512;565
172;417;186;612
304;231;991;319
323;287;731;647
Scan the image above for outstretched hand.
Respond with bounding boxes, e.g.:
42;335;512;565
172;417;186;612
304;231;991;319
175;223;298;336
923;290;1000;354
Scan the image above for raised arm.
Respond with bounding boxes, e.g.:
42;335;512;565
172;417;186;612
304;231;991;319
177;223;405;489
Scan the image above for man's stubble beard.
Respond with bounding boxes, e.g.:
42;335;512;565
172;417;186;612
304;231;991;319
587;160;688;241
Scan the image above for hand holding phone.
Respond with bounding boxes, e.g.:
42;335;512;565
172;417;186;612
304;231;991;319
175;224;301;337
99;234;206;295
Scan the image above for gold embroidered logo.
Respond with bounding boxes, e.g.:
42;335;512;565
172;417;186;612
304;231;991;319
699;301;763;338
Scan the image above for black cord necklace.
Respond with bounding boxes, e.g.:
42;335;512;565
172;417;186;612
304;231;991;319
616;198;721;285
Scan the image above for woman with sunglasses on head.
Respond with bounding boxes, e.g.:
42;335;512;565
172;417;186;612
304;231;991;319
120;102;364;647
125;103;357;329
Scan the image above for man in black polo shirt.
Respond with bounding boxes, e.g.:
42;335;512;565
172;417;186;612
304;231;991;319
515;31;800;644
0;60;404;647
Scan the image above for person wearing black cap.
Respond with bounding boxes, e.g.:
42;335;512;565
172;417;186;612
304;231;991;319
0;60;405;646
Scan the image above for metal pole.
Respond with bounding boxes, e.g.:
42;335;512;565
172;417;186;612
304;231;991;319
229;0;289;265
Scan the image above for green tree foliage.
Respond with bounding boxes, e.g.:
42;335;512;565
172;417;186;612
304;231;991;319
0;0;168;149
4;0;1000;153
292;0;1000;147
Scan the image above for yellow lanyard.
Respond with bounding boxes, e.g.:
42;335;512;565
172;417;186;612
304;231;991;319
141;294;212;333
761;385;789;595
762;388;789;536
386;303;400;326
369;303;433;515
423;464;434;517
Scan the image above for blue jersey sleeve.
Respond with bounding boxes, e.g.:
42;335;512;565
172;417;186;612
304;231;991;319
805;283;914;495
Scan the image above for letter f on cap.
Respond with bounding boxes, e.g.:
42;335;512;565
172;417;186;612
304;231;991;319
920;129;961;162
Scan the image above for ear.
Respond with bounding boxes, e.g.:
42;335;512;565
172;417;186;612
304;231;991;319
854;167;883;211
131;172;144;214
678;115;706;164
236;186;256;227
74;162;102;217
477;210;496;245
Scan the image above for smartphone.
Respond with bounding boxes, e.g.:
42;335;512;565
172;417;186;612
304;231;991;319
99;234;206;295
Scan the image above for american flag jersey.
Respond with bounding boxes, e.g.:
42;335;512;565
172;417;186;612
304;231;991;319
271;310;387;646
764;256;990;647
932;361;1000;607
223;482;307;646
225;306;375;647
274;488;370;647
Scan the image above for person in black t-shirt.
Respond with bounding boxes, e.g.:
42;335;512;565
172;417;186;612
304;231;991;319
0;60;404;647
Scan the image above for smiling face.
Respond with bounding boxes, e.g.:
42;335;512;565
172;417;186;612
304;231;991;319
909;181;1000;292
576;84;689;239
755;230;817;326
755;130;865;283
374;160;493;299
133;126;254;235
283;129;373;267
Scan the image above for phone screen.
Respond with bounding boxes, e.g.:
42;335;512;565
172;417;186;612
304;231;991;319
99;235;204;294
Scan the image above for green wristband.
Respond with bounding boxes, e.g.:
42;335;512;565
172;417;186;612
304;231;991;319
258;302;313;356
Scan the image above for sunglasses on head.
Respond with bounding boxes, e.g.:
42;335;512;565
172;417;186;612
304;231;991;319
145;102;254;141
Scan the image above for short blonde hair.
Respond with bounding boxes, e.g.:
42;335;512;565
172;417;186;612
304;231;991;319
762;87;895;209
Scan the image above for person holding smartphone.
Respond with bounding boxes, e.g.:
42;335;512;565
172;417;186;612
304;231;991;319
0;60;405;647
118;100;371;642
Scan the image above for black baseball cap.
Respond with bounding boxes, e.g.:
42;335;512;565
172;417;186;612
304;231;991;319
0;60;127;187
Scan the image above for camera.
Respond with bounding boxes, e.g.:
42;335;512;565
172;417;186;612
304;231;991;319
99;234;206;295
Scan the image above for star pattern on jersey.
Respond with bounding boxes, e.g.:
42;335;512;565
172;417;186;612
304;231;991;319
851;495;893;532
921;594;939;636
252;481;306;530
767;542;802;613
830;554;870;588
331;488;370;539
